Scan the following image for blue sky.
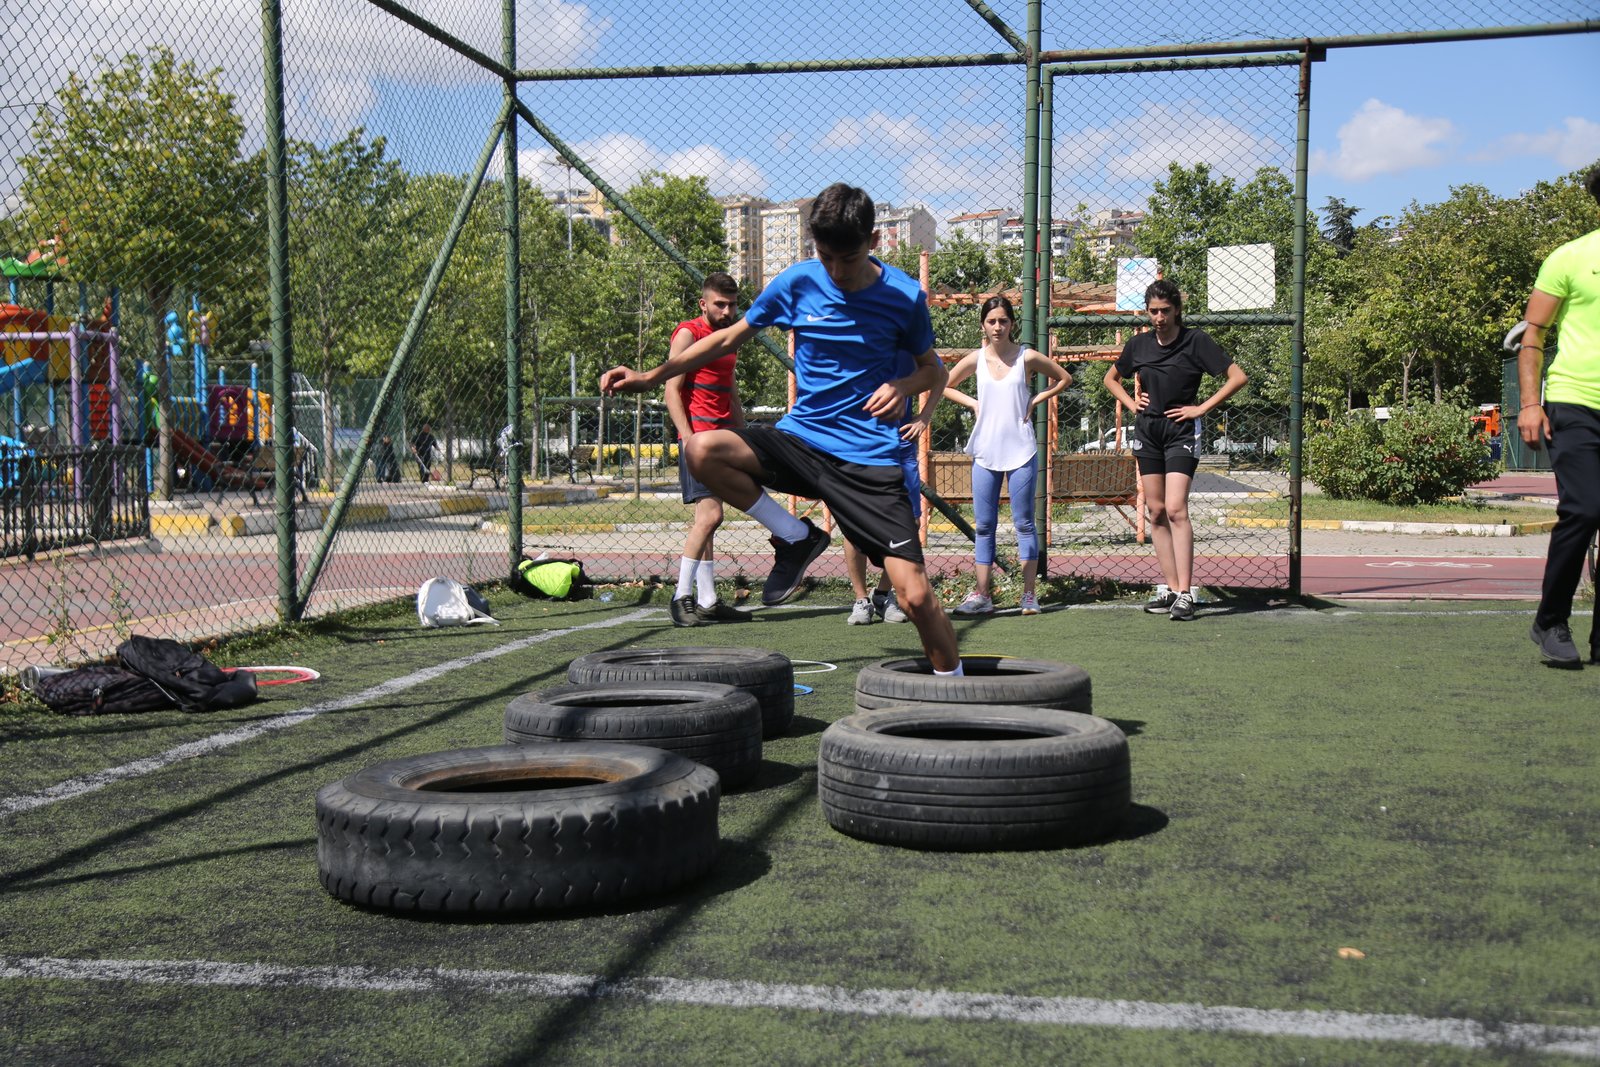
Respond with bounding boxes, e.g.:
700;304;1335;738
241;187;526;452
2;1;1596;234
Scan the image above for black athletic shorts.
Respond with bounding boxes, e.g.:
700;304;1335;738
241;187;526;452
1132;414;1201;477
733;425;922;567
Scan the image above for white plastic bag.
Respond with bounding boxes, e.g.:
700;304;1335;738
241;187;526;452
417;577;498;628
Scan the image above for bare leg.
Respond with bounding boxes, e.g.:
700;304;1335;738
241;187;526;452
1166;471;1195;591
682;496;723;561
1142;473;1180;590
973;561;993;599
843;540;870;600
884;555;960;672
1021;558;1038;599
685;430;767;510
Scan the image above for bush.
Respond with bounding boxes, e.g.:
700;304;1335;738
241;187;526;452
1305;403;1501;505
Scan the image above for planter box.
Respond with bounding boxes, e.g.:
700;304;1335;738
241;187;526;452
1052;453;1137;502
927;452;973;500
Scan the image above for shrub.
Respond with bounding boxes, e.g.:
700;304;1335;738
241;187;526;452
1305;402;1501;505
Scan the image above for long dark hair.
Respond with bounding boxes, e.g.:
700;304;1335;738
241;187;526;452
980;294;1019;341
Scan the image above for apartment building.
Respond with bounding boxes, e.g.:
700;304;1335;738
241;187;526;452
877;203;938;253
720;196;772;287
947;208;1007;246
759;198;814;285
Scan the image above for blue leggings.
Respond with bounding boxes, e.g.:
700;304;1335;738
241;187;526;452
971;460;1037;566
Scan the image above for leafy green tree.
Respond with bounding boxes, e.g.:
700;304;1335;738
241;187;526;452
1320;196;1360;256
18;48;258;498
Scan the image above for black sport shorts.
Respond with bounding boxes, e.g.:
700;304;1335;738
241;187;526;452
1132;414;1201;477
733;425;922;567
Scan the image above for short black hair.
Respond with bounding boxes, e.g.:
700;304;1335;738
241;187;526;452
1145;278;1183;315
702;271;738;297
808;183;876;249
1586;165;1600;209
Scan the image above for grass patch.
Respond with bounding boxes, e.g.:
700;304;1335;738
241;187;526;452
1230;495;1557;525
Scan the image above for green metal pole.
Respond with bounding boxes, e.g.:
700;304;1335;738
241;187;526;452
503;0;523;573
1035;69;1054;578
1019;0;1041;352
512;99;795;374
1288;49;1315;599
1038;20;1596;64
1045;52;1303;76
1049;312;1297;327
260;0;297;621
359;0;513;79
961;0;1026;51
517;53;1022;81
296;100;513;607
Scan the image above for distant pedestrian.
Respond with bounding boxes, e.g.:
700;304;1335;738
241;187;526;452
1519;165;1600;667
1103;279;1247;621
411;423;437;483
942;295;1071;616
375;435;401;483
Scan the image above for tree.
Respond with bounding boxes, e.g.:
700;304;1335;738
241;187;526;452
286;129;410;486
1134;162;1234;309
18;48;258;498
1320;196;1360;256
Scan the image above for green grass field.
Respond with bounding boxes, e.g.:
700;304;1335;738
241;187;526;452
1;587;1597;1065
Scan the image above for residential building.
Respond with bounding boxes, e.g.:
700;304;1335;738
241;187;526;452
877;203;937;253
1087;208;1144;260
720;196;772;287
760;198;814;285
947;209;1007;246
998;216;1083;260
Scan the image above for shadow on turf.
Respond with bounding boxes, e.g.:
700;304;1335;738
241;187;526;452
0;838;312;896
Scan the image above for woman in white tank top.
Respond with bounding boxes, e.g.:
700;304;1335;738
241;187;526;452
942;296;1072;616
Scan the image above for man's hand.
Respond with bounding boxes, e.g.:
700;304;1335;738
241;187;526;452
600;366;648;395
1520;405;1551;450
862;381;909;422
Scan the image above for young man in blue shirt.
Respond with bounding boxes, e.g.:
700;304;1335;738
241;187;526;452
601;183;962;674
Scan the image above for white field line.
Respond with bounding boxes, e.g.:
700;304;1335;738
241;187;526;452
0;609;654;819
0;956;1595;1058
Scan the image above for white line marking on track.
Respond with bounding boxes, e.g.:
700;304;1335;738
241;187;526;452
0;610;654;820
0;956;1594;1057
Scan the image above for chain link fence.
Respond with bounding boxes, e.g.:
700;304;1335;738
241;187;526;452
1;0;1590;674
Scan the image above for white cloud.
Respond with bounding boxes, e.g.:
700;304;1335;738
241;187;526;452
517;137;769;198
1479;117;1600;169
1311;99;1456;181
901;151;1021;201
816;112;936;153
771;130;797;153
1045;102;1282;184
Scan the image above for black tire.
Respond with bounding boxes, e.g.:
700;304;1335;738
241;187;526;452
818;704;1129;850
315;743;720;912
854;655;1091;714
504;682;761;788
569;646;794;739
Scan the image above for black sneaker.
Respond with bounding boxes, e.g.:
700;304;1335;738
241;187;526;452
1144;588;1176;614
1169;591;1196;621
762;519;831;605
669;595;700;628
1529;621;1581;667
695;599;751;623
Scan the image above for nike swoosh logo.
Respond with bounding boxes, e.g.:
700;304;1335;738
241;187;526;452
889;538;911;549
805;314;832;322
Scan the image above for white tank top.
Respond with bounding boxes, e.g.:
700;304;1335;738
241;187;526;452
964;346;1037;471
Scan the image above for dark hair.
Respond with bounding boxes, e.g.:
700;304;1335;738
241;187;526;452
702;271;738;297
980;294;1019;340
1144;278;1183;321
1586;166;1600;209
808;183;876;249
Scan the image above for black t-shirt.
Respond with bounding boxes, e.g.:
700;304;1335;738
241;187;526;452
412;430;437;461
1115;327;1233;415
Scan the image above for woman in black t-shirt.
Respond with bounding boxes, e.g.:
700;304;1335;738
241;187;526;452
1102;279;1248;621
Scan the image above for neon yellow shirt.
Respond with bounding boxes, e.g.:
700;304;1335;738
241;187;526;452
1534;227;1600;410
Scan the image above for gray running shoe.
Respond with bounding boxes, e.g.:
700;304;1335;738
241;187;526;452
879;592;909;623
1169;591;1196;621
1144;588;1176;614
846;597;876;625
762;519;832;605
669;594;700;628
952;593;994;616
1529;621;1581;666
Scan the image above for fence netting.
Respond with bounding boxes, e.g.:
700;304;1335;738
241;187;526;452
0;0;1580;673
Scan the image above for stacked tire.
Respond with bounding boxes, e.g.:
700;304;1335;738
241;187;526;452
568;647;796;738
820;656;1128;850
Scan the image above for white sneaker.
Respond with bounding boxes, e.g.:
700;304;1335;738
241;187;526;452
1019;593;1041;615
879;592;909;623
952;593;995;616
846;597;876;625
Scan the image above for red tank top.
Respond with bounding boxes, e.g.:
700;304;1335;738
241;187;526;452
674;317;737;437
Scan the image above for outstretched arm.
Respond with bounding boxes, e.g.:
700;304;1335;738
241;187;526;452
601;318;758;395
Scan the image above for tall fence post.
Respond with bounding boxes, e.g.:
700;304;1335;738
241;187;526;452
261;0;299;620
503;0;523;573
1288;46;1317;599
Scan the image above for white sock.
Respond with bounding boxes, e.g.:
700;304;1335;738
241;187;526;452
745;492;808;542
933;664;966;677
695;559;717;607
675;557;697;600
1154;582;1169;595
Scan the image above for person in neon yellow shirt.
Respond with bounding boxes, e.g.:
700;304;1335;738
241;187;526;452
1520;166;1600;667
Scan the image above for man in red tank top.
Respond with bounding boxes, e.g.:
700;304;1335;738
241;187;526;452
664;272;750;625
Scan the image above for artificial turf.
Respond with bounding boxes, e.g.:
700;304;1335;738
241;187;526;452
0;588;1596;1065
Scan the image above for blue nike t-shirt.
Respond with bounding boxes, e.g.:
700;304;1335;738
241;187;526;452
745;257;935;465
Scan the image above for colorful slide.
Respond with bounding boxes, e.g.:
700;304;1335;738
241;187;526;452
170;427;264;491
